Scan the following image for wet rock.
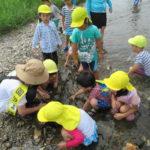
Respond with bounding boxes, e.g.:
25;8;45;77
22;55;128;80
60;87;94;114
134;139;145;148
5;142;12;149
141;145;150;150
146;139;150;146
147;97;150;101
60;68;71;81
122;142;139;150
17;121;25;127
3;135;9;142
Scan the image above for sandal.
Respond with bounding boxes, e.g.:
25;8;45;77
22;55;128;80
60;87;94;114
88;108;97;116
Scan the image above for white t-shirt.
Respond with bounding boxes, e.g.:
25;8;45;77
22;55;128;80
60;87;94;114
77;109;96;138
0;79;27;112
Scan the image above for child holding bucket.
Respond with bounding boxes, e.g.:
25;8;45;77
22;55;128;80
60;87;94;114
37;101;98;149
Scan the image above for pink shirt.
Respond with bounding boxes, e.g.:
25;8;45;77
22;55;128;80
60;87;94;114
65;129;84;148
89;83;111;103
117;90;141;107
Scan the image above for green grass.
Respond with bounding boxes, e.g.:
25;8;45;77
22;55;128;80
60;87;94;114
0;0;41;33
0;0;85;34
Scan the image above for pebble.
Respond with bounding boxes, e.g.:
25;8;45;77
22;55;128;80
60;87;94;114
5;142;12;149
34;128;42;139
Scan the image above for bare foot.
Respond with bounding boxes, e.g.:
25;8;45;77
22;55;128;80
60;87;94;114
64;62;68;67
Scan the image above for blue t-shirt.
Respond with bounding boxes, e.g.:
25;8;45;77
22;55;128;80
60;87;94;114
86;0;112;17
71;25;101;63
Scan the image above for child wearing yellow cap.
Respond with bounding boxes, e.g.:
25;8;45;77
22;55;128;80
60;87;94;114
128;35;150;77
104;71;141;121
41;0;62;29
37;59;58;99
70;71;111;115
32;5;62;65
37;101;98;149
70;7;104;79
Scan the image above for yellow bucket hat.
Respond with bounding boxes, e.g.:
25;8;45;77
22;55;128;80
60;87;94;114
38;4;51;13
104;71;135;91
128;35;147;48
43;59;58;74
37;101;80;131
71;7;89;28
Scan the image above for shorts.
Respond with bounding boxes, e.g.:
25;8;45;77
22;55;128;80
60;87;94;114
52;19;59;29
97;99;110;109
133;0;139;5
81;61;98;71
90;12;107;29
64;27;74;36
42;51;58;65
134;68;146;76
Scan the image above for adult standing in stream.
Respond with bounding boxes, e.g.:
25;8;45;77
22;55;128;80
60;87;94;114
86;0;112;52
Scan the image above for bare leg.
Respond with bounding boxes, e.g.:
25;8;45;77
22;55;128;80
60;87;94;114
119;104;135;121
65;36;70;48
78;64;83;72
93;70;100;80
83;100;91;111
90;98;99;109
100;26;106;44
64;52;71;67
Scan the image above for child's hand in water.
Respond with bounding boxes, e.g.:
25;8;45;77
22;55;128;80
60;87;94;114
58;142;66;149
69;95;76;100
114;113;125;120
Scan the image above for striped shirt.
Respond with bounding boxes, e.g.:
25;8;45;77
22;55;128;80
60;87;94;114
32;21;62;53
62;5;76;29
135;50;150;76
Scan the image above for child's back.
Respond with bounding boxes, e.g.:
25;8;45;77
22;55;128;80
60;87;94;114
135;50;150;76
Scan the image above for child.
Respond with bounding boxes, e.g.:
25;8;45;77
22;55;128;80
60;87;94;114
71;7;104;79
32;5;62;65
70;71;111;115
37;101;98;149
64;45;73;67
86;0;112;49
37;59;58;99
41;0;62;29
104;71;141;121
62;0;76;51
64;43;83;72
0;59;48;116
133;0;142;8
128;35;150;77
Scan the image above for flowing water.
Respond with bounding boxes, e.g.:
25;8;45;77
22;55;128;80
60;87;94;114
104;0;150;70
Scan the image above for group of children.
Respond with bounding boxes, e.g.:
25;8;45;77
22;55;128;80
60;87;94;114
8;0;150;149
